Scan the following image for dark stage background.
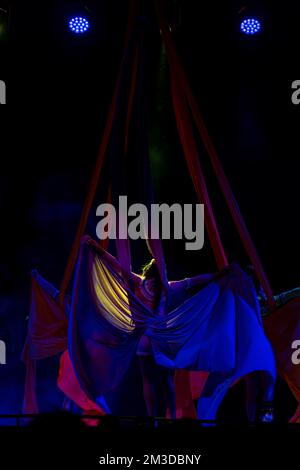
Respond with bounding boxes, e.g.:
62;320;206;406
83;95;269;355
1;0;300;420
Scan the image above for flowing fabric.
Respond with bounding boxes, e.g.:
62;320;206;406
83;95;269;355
22;272;68;413
68;238;276;414
58;350;105;419
175;370;209;418
264;297;300;423
23;271;103;417
290;404;300;423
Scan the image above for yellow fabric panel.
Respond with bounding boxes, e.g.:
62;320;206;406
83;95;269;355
92;256;135;332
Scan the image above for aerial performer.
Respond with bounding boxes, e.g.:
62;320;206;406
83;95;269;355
58;236;276;423
27;249;300;424
93;238;225;418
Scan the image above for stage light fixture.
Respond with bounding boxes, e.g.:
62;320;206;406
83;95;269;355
240;18;261;35
69;16;90;34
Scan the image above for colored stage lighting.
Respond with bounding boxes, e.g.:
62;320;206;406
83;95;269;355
69;16;90;34
240;18;261;35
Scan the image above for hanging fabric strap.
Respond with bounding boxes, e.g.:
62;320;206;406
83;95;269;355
170;71;228;269
132;27;168;286
155;0;274;305
59;0;139;302
114;42;140;279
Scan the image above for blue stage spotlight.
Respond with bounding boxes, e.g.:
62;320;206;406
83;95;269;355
240;18;261;35
69;16;90;34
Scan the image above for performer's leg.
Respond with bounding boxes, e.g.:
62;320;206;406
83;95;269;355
245;373;260;422
139;356;175;418
139;355;156;416
259;372;275;423
197;371;231;423
164;369;176;419
151;365;175;418
261;372;275;402
246;372;275;422
96;396;111;414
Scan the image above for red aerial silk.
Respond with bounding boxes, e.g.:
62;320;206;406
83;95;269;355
175;370;209;419
264;298;300;423
154;0;278;415
290;405;300;423
155;0;274;307
59;0;140;302
58;350;104;422
55;0;143;416
23;272;103;418
22;273;68;413
169;65;226;417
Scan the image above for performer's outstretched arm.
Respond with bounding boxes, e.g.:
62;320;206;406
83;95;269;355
84;237;125;275
274;287;300;307
170;272;220;291
188;264;235;288
169;267;230;292
83;237;139;285
185;272;220;288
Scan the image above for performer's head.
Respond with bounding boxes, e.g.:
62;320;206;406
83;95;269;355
142;259;161;290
